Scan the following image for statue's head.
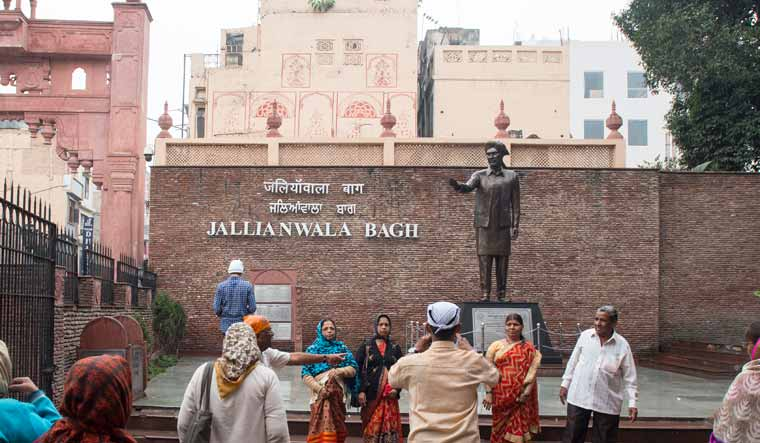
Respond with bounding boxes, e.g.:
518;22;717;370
485;140;509;170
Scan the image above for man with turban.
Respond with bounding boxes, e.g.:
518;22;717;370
388;302;500;443
244;315;346;370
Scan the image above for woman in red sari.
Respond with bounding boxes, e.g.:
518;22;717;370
483;313;541;443
355;314;404;443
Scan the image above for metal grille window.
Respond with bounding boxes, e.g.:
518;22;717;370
117;254;139;305
584;71;604;98
196;108;205;138
225;32;244;66
627;72;647;98
628;120;648;146
584;120;605;139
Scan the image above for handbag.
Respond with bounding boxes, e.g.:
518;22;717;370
182;361;214;443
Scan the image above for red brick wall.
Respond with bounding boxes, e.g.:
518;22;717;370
659;173;760;347
151;167;671;354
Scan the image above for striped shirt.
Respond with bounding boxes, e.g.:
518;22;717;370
213;276;256;333
561;328;638;415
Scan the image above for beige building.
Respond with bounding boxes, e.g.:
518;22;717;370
0;122;101;239
188;0;419;139
418;29;570;139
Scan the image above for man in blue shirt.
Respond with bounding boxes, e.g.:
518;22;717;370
213;259;256;335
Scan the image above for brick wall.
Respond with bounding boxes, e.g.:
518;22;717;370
151;167;674;355
51;277;153;403
659;173;760;347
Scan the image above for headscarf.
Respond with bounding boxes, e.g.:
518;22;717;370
215;322;261;399
301;319;359;390
374;314;392;342
427;301;461;334
37;355;136;443
243;314;272;335
0;340;11;397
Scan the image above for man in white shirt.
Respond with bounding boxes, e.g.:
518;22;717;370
244;315;345;369
559;305;639;443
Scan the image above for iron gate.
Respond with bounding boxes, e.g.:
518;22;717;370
0;181;56;397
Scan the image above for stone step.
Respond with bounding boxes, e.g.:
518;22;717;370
128;411;712;443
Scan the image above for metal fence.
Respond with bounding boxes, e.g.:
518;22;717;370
139;267;157;291
117;254;139;305
84;242;114;305
0;181;56;397
56;230;79;305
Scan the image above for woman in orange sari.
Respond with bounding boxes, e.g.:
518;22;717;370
355;314;404;443
483;313;541;443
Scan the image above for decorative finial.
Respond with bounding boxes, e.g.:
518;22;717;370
380;98;397;137
605;100;624;140
266;100;282;137
494;99;510;139
156;101;173;139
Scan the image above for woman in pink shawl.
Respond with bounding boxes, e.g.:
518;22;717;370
710;321;760;443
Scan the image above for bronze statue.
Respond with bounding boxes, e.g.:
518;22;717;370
449;141;520;302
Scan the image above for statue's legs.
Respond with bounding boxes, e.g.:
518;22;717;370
495;255;508;301
478;255;493;300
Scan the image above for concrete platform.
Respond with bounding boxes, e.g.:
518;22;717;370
135;355;734;419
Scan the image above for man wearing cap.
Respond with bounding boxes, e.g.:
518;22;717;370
388;302;500;443
213;259;256;336
243;315;346;369
449;140;521;302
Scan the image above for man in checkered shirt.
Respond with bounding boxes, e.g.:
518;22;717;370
213;259;256;335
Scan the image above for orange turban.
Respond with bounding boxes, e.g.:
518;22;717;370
244;315;271;335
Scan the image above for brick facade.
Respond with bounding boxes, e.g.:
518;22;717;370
147;166;760;356
659;173;760;347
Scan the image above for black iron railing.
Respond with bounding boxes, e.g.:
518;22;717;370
84;242;114;304
56;229;79;305
0;180;56;397
117;254;139;305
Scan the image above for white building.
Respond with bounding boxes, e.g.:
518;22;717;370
569;41;675;167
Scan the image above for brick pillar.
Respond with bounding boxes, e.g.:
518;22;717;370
54;266;65;306
113;283;128;307
78;277;96;307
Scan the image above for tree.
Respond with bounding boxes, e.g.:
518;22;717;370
615;1;760;171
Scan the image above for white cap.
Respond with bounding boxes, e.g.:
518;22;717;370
228;259;244;274
426;301;461;334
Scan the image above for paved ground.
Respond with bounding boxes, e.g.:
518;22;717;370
135;355;733;418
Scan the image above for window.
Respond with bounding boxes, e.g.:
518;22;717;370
83;175;90;200
584;119;604;139
71;67;87;90
628;120;648;146
67;197;80;226
584;71;604;98
225;32;244;66
196;108;205;138
627;72;647;98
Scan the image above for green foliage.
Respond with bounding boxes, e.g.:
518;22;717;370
308;0;335;12
754;290;760;299
152;292;187;356
148;354;178;380
639;154;684;171
615;1;760;171
134;313;153;352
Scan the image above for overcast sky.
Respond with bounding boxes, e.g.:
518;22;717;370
29;0;630;144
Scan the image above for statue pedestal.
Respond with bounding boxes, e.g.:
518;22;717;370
460;301;563;365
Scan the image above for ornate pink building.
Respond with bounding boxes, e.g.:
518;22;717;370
0;0;151;261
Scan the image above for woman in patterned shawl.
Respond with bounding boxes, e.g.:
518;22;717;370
711;321;760;443
356;314;404;443
483;313;541;443
302;319;359;443
36;355;136;443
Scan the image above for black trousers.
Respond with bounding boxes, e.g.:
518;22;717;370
562;403;620;443
478;255;508;296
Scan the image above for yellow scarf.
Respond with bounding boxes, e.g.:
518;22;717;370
215;360;257;399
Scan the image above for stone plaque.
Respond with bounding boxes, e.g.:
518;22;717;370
255;285;292;303
256;303;292;322
471;306;534;352
270;322;292;340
